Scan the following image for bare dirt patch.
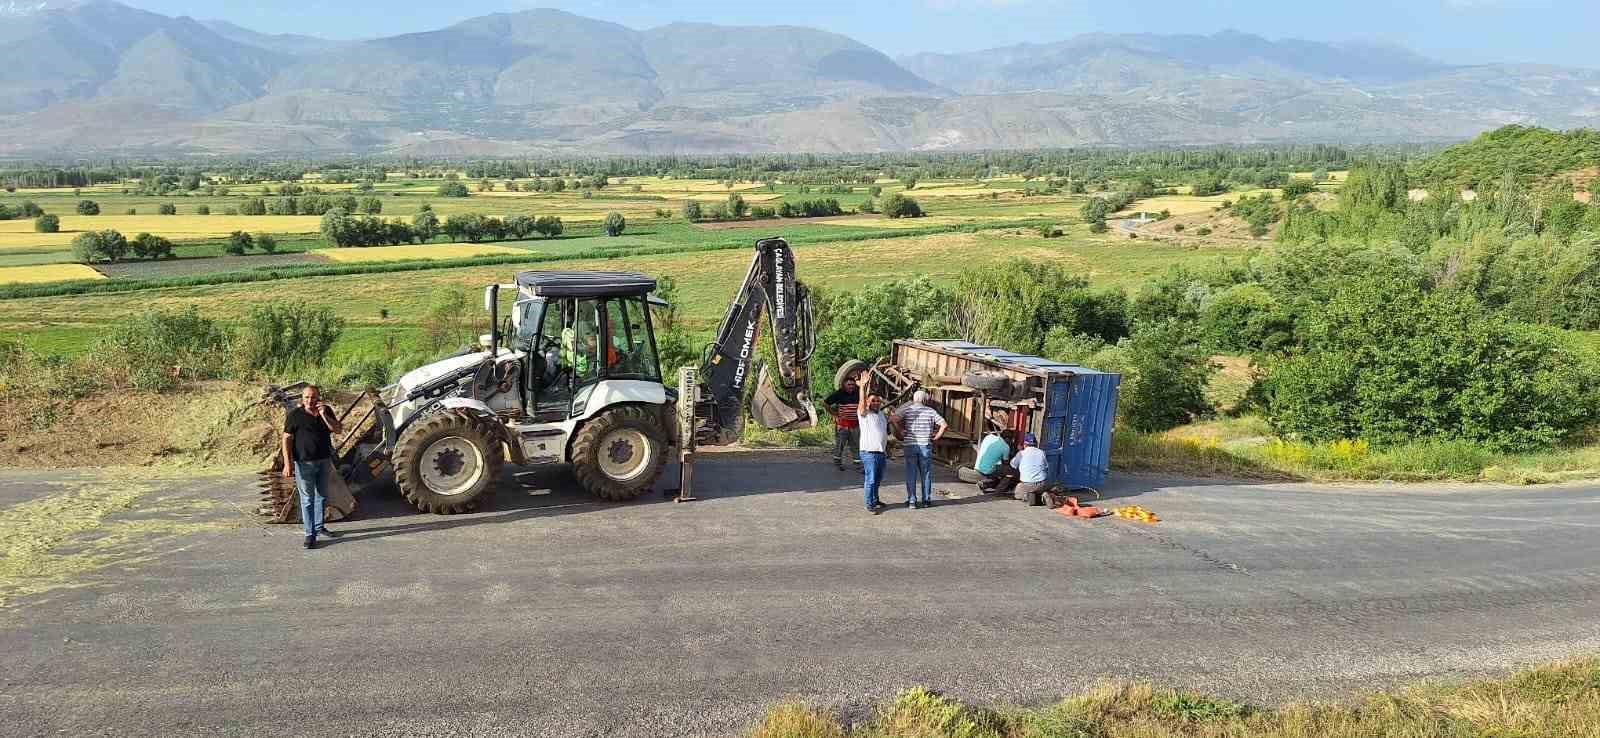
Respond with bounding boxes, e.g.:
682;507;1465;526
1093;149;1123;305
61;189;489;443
0;382;275;469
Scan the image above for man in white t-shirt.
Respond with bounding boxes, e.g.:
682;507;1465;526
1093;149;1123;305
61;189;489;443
857;377;890;515
1010;432;1049;503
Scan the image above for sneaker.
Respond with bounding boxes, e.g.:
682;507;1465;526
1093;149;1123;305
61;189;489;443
906;500;915;509
316;527;340;538
303;535;317;550
921;500;935;509
867;506;882;515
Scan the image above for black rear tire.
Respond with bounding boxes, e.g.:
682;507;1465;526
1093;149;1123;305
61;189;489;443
393;410;504;514
571;405;668;502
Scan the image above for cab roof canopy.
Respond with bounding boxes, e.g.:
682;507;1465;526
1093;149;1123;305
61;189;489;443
514;270;657;298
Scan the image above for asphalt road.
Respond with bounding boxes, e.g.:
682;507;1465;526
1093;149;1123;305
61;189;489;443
2;454;1598;737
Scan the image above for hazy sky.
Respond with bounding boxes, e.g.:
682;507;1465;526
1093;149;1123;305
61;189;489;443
129;0;1596;66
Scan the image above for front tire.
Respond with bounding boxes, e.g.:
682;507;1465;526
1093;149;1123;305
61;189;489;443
571;405;667;502
393;410;504;514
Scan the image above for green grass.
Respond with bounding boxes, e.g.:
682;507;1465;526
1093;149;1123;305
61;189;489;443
745;658;1600;738
0;228;1248;361
1115;415;1600;484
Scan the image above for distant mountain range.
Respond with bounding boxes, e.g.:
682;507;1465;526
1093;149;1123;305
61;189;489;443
1;0;1597;157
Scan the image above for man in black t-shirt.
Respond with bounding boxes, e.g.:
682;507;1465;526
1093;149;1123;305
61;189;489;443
281;385;343;549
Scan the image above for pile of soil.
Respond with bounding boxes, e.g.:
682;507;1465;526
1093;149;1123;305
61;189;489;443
0;382;280;469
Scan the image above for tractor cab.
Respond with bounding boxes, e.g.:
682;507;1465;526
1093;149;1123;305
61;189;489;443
505;271;665;423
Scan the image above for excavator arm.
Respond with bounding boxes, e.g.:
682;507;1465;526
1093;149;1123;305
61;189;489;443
697;237;817;445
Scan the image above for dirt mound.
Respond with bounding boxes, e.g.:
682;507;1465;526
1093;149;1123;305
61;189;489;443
0;382;279;469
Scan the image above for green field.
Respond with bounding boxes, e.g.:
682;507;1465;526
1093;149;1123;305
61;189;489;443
0;223;1245;357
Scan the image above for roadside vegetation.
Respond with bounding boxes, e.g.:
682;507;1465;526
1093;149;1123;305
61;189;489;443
7;128;1600;483
744;657;1600;738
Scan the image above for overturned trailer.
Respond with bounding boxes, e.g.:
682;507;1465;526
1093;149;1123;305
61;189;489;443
886;339;1121;492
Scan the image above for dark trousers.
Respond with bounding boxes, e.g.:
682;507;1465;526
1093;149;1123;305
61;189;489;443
833;426;859;466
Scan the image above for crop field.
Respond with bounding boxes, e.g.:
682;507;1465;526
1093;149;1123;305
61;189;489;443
0;264;105;285
0;215;325;249
0;224;1248;357
1113;189;1279;217
311;244;534;263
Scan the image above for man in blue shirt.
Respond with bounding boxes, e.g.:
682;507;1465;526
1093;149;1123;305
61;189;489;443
971;430;1014;490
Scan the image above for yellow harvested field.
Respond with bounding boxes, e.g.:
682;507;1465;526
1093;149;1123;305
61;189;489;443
619;177;764;193
687;192;784;203
0;215;325;248
808;215;1010;229
0;264;105;284
312;244;532;263
903;186;1018;197
1114;189;1279;217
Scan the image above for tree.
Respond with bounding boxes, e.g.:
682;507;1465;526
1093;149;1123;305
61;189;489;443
196;205;211;215
226;231;254;256
437;181;470;198
34;214;59;233
681;200;703;222
1281;178;1316;199
1264;278;1599;450
505;215;536;239
727;193;747;218
955;259;1128;353
255;233;278;254
604;211;626;237
71;232;102;263
158;203;177;215
360;196;383;215
534;215;563;237
76;200;100;215
320;209;354;247
130;233;175;260
412;209;440;242
239;197;268;216
883;193;924;219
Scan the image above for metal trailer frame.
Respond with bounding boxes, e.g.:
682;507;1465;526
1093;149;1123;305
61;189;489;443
888;339;1121;492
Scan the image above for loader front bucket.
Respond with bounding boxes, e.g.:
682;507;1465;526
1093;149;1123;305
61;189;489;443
254;384;377;524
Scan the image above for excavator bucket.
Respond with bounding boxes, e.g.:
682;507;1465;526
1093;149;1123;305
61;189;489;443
254;384;372;524
750;362;817;431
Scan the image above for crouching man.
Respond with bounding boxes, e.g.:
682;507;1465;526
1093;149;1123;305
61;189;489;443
1010;433;1049;504
281;385;342;549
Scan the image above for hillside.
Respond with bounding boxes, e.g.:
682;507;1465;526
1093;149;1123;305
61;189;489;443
1;3;1599;155
1409;125;1600;189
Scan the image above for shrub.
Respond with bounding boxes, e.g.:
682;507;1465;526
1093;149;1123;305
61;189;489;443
1119;320;1216;432
125;208;137;215
129;233;175;260
75;200;100;215
1088;219;1108;234
360;196;383;215
604;211;626;236
254;233;277;254
421;286;477;352
34;213;59;233
534;215;563;237
437;181;470;198
1199;283;1292;353
811;277;958;390
196;205;211;215
239;197;267;215
225;231;253;255
93;307;233;390
882;193;925;219
1263;279;1600;451
956;259;1128;353
235;302;344;376
158;203;177;215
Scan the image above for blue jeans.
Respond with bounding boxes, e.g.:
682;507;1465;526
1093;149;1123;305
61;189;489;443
904;444;934;503
293;459;333;538
860;451;886;509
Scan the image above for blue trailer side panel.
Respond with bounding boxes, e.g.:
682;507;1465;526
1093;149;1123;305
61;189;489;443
1040;376;1072;480
1057;372;1120;490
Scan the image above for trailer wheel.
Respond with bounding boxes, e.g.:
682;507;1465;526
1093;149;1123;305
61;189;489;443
834;359;870;390
572;405;667;502
963;371;1011;392
393;410;503;514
